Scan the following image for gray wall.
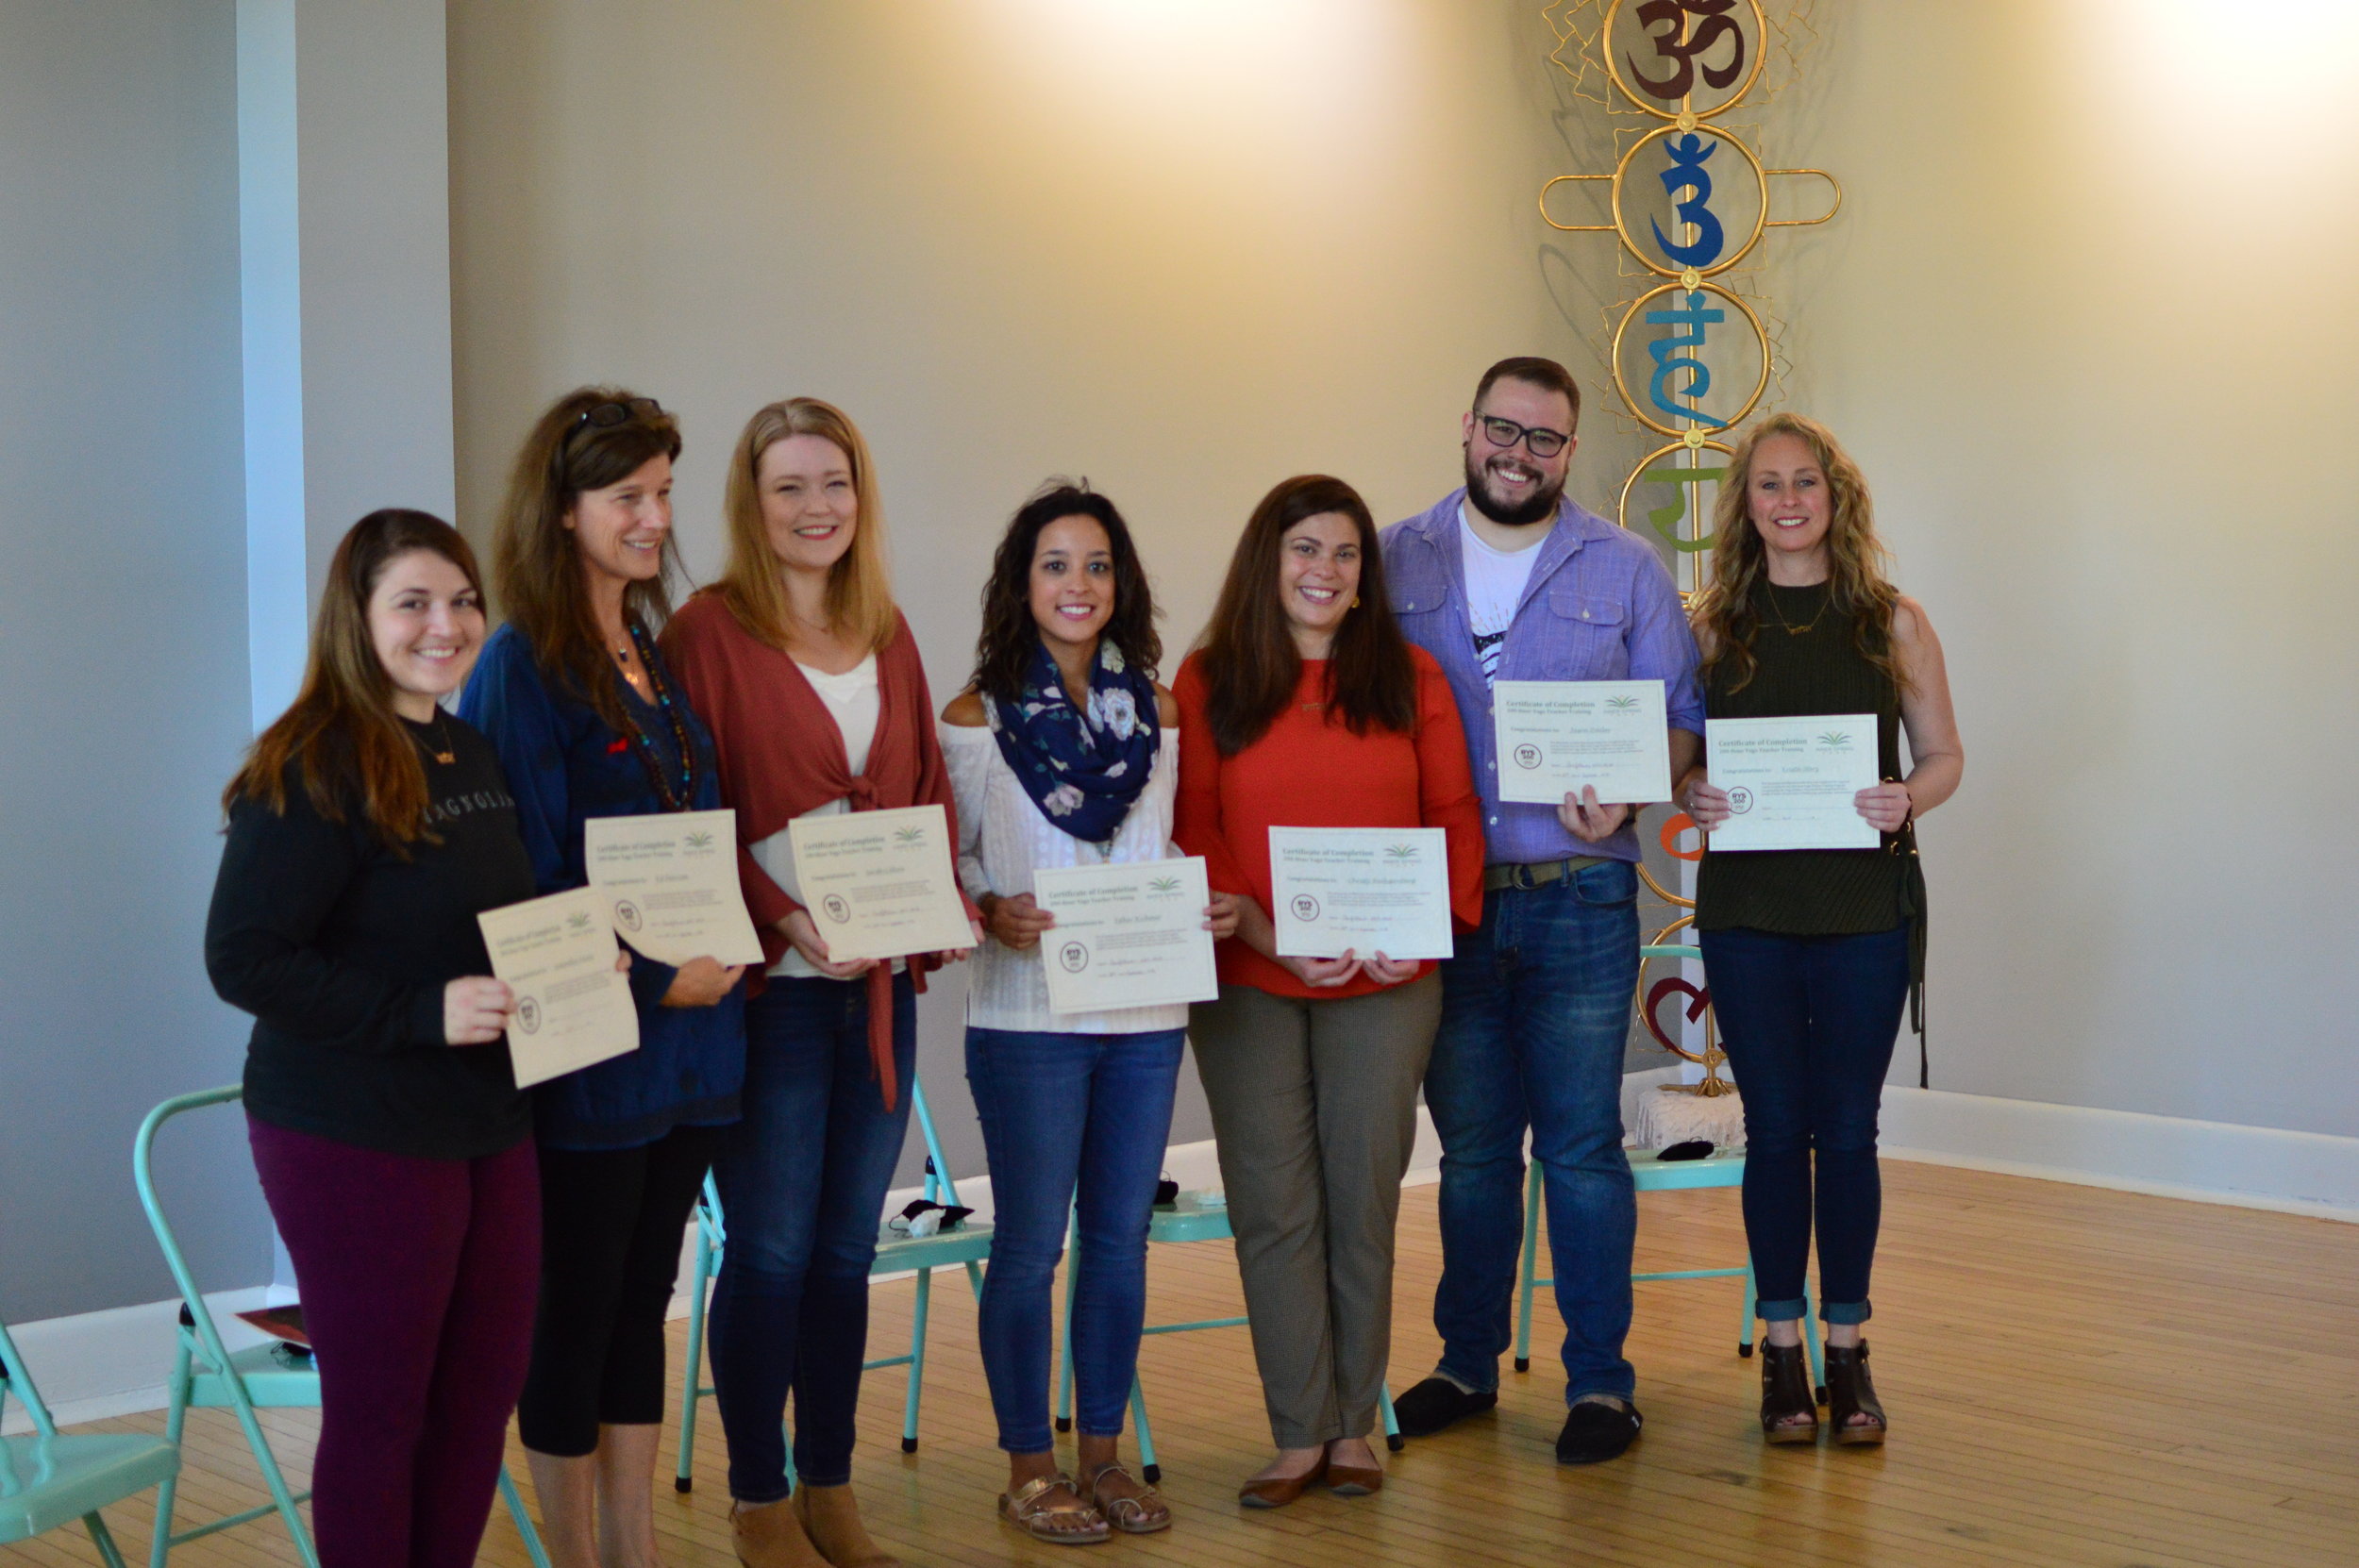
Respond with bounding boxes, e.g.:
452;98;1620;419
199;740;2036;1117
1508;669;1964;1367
446;0;1634;1181
0;2;265;1322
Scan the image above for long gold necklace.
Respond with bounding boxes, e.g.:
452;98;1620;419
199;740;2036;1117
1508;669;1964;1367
1764;578;1833;637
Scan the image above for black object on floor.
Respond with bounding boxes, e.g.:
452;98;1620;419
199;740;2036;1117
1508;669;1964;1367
1654;1139;1715;1161
1390;1376;1498;1438
1555;1399;1643;1464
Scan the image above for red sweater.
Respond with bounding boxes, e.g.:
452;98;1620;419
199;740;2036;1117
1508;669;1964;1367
1173;646;1484;1001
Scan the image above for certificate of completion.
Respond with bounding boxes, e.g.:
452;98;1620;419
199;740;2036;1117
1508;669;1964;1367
1030;858;1219;1015
1493;679;1672;806
477;885;640;1089
583;809;765;967
787;805;973;962
1268;826;1454;961
1704;713;1881;852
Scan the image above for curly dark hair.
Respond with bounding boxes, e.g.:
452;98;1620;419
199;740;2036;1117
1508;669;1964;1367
971;480;1161;703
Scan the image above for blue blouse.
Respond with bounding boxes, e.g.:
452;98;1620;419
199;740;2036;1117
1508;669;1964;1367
459;622;745;1150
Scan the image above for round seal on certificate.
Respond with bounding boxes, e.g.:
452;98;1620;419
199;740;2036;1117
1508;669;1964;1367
516;996;542;1034
614;898;643;932
1291;893;1321;922
1059;941;1089;974
822;893;851;923
1513;743;1542;770
1726;785;1754;814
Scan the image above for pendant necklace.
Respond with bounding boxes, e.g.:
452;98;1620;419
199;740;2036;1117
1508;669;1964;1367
423;711;457;766
1765;579;1833;637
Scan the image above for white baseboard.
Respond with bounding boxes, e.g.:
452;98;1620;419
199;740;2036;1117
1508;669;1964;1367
25;1077;2354;1430
0;1284;295;1437
1878;1086;2359;1221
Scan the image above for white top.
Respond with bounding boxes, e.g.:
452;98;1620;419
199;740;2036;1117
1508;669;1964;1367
750;655;884;979
1459;502;1545;686
940;719;1188;1034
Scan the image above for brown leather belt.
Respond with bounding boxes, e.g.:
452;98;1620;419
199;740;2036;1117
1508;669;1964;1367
1483;856;1607;892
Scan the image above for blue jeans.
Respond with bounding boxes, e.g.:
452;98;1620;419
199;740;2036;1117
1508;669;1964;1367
965;1026;1184;1454
708;973;914;1499
1698;924;1911;1326
1426;859;1639;1404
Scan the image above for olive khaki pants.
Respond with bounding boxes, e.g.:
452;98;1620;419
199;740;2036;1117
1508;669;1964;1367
1189;975;1443;1449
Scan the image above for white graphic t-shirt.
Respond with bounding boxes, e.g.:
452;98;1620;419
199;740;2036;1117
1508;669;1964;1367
1458;504;1546;685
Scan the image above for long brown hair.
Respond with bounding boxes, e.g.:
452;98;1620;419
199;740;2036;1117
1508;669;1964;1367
493;386;684;726
1196;475;1415;756
224;510;483;846
709;397;898;654
1692;412;1906;695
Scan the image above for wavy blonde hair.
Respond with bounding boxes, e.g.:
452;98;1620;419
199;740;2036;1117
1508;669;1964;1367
1692;411;1906;695
710;397;898;654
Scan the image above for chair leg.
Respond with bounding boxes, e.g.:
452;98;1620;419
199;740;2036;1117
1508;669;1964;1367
1513;1163;1542;1374
82;1511;129;1568
1129;1372;1160;1485
499;1464;552;1568
1739;1260;1757;1358
148;1342;192;1568
1054;1208;1079;1434
900;1266;932;1454
677;1236;712;1493
1800;1282;1826;1400
227;1381;320;1568
1380;1384;1404;1452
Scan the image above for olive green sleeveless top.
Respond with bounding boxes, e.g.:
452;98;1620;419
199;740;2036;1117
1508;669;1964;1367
1695;579;1909;935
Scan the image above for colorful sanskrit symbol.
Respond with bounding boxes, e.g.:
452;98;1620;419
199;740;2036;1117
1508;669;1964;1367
1625;0;1748;103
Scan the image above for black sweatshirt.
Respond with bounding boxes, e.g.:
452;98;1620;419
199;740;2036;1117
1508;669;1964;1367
206;716;539;1159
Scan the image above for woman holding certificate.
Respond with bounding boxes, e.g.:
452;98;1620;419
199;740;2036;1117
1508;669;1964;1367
208;510;542;1568
1673;413;1963;1446
460;389;748;1568
661;397;975;1568
940;482;1237;1543
1174;475;1483;1507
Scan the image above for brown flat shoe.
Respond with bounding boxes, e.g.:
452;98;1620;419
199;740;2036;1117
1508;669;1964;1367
1824;1343;1887;1446
1237;1456;1326;1510
1324;1459;1382;1497
999;1473;1110;1544
1759;1342;1820;1444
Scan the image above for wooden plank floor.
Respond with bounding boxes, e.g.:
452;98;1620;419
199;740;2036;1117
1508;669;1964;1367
9;1160;2357;1567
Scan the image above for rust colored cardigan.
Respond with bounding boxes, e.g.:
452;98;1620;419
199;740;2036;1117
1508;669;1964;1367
661;592;975;1107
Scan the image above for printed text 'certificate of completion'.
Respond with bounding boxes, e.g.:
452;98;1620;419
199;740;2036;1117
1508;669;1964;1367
477;885;640;1089
1031;857;1219;1014
1704;713;1881;852
787;805;973;962
1269;826;1453;961
1493;679;1672;805
583;809;765;967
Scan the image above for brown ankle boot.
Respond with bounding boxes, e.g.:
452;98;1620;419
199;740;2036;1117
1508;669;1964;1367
1758;1342;1820;1443
793;1483;900;1568
731;1498;828;1568
1824;1343;1887;1445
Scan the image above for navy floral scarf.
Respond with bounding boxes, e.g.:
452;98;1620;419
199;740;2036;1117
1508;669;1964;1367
988;638;1160;843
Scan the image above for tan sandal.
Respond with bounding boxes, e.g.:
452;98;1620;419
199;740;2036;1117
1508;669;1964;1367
1084;1462;1172;1535
999;1474;1110;1545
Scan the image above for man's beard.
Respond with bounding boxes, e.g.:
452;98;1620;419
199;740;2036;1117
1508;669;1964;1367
1464;450;1565;526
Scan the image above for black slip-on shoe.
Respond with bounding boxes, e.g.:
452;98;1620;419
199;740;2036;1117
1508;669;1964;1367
1391;1376;1498;1438
1554;1399;1642;1464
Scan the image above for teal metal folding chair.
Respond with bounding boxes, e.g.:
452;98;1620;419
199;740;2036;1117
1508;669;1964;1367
1056;1191;1403;1482
1512;945;1824;1397
134;1085;548;1568
674;1076;994;1491
1;1315;179;1568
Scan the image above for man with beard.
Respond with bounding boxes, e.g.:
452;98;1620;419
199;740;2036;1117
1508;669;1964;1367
1379;357;1702;1464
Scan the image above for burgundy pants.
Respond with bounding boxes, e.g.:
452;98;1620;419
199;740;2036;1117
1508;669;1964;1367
248;1116;540;1568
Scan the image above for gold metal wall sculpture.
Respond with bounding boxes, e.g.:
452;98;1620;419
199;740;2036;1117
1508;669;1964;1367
1539;1;1845;1104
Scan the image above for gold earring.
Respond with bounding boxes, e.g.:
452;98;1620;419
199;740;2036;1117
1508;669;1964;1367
1350;596;1361;609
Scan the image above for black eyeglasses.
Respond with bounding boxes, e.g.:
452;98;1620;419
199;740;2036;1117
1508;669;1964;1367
571;397;663;434
1472;411;1571;459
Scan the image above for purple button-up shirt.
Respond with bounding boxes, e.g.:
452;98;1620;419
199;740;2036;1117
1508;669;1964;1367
1380;491;1704;868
